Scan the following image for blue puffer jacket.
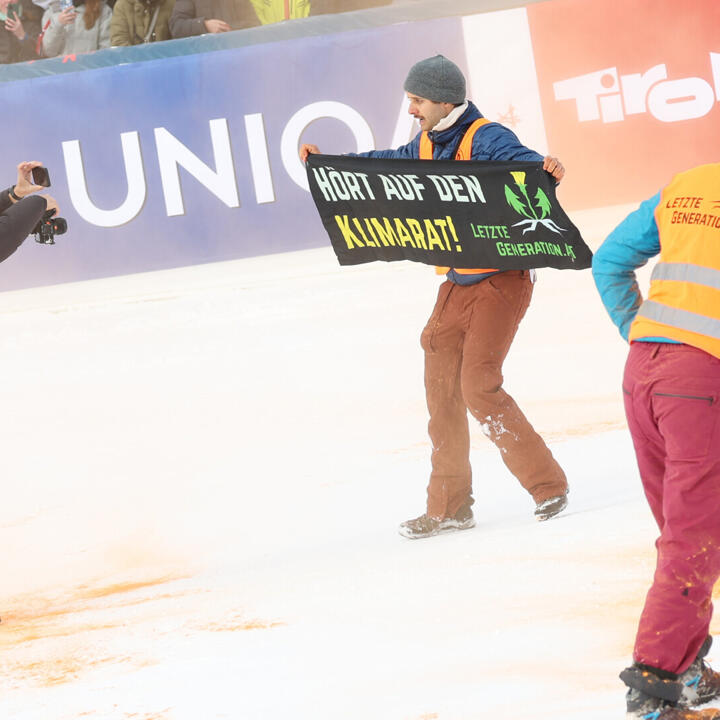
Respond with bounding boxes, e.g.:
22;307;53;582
356;101;543;163
356;101;544;284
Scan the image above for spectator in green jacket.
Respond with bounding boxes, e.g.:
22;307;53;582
111;0;174;45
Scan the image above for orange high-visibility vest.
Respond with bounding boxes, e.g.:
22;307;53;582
629;163;720;359
420;118;498;276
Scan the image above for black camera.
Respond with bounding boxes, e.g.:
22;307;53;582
32;209;67;245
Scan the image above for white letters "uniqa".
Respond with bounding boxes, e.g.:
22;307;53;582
61;102;377;228
553;52;720;124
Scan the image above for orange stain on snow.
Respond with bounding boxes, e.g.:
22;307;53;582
2;574;185;688
199;620;287;632
10;654;137;688
2;574;190;646
74;577;183;601
199;616;286;632
2;573;284;692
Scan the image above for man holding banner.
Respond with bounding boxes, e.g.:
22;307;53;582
301;55;577;539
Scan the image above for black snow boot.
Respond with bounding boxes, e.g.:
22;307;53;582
679;637;720;708
621;663;720;719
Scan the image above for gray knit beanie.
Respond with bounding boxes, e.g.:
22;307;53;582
403;55;466;104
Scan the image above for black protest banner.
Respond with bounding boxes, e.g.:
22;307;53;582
306;154;592;270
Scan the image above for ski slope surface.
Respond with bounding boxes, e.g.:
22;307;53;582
2;207;714;719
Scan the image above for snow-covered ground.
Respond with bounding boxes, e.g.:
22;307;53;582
1;205;711;719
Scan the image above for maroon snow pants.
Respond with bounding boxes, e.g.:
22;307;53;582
624;341;720;675
420;271;567;519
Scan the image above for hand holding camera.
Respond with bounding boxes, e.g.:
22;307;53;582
8;162;67;244
12;161;50;199
0;161;67;264
4;1;25;39
57;7;76;24
57;0;76;25
5;15;25;40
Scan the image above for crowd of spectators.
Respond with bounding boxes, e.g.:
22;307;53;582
0;0;394;62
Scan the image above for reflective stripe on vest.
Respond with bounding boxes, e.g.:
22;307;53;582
651;262;720;291
636;300;720;340
633;262;720;341
628;163;720;358
420;118;497;275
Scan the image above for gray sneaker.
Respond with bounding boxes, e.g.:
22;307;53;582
534;492;568;521
398;504;475;540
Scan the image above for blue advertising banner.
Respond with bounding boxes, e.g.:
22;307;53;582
0;18;467;291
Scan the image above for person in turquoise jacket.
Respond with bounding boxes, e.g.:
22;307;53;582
592;191;669;341
593;168;720;720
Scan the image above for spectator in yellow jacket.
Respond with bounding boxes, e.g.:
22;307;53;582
248;0;309;23
248;0;390;23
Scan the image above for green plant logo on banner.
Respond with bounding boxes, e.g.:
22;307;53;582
504;171;566;235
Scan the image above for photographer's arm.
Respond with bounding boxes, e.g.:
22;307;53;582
0;188;12;215
0;192;47;263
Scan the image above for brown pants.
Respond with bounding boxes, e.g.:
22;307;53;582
421;271;567;519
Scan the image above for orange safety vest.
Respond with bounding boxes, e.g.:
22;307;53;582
629;162;720;359
419;118;498;276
